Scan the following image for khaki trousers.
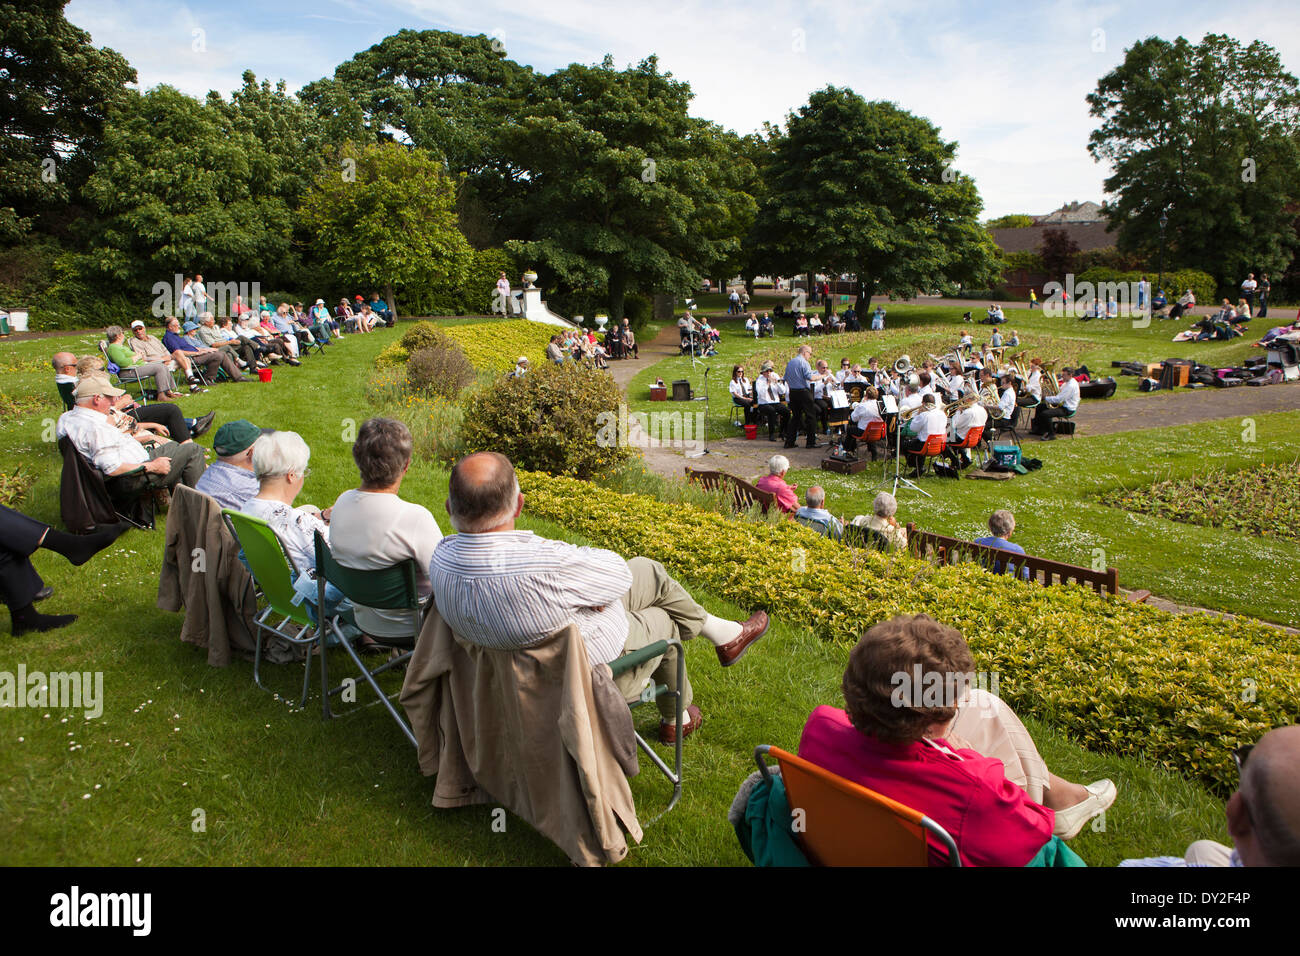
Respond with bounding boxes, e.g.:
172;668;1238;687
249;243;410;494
613;557;706;719
944;688;1050;804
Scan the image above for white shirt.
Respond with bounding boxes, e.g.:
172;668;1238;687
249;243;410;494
729;377;752;401
191;280;207;302
1242;279;1257;293
1047;376;1080;412
912;407;947;442
898;392;922;415
328;490;443;639
242;497;329;575
1026;368;1042;399
850;399;882;429
950;403;987;441
57;406;149;475
998;386;1017;420
429;530;633;665
756;375;786;404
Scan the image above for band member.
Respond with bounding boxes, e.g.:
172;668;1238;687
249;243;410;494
1032;367;1080;440
783;344;827;449
1025;359;1044;402
730;364;758;425
947;395;988;467
813;359;837;432
755;362;791;441
844;387;885;457
904;394;947;472
998;372;1018;421
865;357;882;386
898;383;922;423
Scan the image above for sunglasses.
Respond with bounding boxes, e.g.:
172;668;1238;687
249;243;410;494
1233;744;1253;775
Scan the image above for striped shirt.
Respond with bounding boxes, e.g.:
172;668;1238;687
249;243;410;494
429;530;633;665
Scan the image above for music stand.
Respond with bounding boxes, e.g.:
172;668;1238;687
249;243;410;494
875;395;931;499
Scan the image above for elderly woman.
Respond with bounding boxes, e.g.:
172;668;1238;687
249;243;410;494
236;313;298;366
755;454;798;514
104;325;184;399
849;491;908;550
798;614;1116;866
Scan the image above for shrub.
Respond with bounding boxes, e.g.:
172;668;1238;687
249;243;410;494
399;321;452;354
516;471;1300;794
406;343;476;400
379;320;555;373
375;343;409;368
460;362;636;479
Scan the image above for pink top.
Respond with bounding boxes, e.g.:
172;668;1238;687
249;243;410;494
797;705;1054;866
756;473;798;513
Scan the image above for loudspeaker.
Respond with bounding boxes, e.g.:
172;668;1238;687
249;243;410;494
672;379;692;401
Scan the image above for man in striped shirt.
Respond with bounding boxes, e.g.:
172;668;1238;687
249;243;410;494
429;452;770;744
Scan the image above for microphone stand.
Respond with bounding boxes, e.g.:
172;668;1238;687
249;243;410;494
687;365;711;457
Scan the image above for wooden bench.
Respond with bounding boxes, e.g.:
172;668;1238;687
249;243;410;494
904;523;1118;596
685;467;775;515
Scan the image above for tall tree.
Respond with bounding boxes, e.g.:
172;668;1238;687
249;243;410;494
1088;34;1300;285
298;141;472;318
0;0;135;241
498;55;756;318
1039;228;1080;278
751;87;999;314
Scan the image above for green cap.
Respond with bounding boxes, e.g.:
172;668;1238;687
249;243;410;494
213;420;261;456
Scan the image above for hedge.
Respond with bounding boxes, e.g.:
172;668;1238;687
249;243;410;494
1076;267;1216;307
517;471;1299;794
375;319;557;372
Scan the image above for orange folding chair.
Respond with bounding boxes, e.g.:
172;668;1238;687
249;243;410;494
754;744;961;866
946;425;984;472
907;434;947;477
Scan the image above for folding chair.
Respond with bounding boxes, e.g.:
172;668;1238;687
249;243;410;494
907;434;947;477
991;404;1022;447
296;327;326;356
795;514;839;539
841;522;890;551
606;636;685;820
98;340;152;404
56;380;76;411
754;744;961;866
312;530;419;747
221;509;320;708
946;425;984;472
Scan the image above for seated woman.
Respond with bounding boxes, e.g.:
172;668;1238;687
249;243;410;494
794;314;809;337
799;613;1116;866
849;490;908;550
729;364;757;424
745;313;760;338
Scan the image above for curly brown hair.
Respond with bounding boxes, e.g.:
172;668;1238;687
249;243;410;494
842;614;975;743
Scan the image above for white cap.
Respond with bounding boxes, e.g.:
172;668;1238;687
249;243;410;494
315;299;324;305
130;320;145;329
517;356;529;365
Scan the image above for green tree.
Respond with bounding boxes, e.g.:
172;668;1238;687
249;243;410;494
986;214;1035;229
298;141;472;318
79;86;294;290
498;56;756;319
751;87;999;313
1088;34;1300;285
0;0;135;241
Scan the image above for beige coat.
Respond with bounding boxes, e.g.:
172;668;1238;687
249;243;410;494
399;611;643;866
157;484;258;666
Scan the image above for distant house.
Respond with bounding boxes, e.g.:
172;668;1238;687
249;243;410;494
988;201;1115;260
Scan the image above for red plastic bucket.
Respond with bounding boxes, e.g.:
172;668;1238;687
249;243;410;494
744;423;757;440
258;367;273;383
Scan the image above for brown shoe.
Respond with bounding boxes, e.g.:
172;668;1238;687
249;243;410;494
715;611;770;667
658;705;702;744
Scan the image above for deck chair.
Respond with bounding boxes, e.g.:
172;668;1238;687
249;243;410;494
221;509;320;708
606;636;686;820
313;530;419;747
753;744;961;866
56;379;76;411
97;340;152;404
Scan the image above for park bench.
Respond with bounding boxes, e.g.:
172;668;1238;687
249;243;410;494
904;523;1119;596
684;467;775;515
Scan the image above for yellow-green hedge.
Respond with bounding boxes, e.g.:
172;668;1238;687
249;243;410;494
518;471;1299;793
376;320;557;372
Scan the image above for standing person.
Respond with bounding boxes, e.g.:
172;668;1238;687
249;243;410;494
191;274;208;317
740;289;750;311
728;287;741;315
1258;274;1271;319
1241;274;1257;317
1028;288;1037;309
783;343;824;449
178;276;196;321
494;272;511;315
1137;276;1149;312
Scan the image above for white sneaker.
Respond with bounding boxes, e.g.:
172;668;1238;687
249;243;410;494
1052;779;1117;839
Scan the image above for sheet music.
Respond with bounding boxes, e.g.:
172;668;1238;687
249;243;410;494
882;395;899;414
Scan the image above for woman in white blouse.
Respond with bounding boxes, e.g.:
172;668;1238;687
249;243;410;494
729;364;757;424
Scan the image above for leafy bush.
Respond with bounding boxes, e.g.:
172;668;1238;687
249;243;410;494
375;342;410;368
1001;250;1045;273
406;343;476;399
460;362;635;479
383;319;555;373
516;471;1300;794
1076;267;1216;306
399;321;453;354
1100;462;1300;540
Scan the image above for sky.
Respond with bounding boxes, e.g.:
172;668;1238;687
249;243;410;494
65;0;1300;219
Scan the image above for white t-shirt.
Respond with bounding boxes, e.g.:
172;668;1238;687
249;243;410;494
328;489;443;639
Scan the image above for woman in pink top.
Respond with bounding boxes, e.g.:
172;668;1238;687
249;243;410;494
755;454;798;514
798;614;1115;866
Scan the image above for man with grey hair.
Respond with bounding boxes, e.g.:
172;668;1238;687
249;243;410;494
974;509;1030;580
428;452;770;744
194;312;261;370
1123;725;1300;866
850;491;908;550
794;485;842;539
102;326;184;398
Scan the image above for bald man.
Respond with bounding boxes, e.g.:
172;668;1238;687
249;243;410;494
1122;725;1300;866
429;452;770;745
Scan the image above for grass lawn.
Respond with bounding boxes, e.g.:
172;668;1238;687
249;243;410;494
0;324;1235;865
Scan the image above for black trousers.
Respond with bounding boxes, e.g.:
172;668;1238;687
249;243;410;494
0;505;48;609
132;403;191;442
785;388;818;445
733;398;758;425
757;403;790;438
1032;405;1071;434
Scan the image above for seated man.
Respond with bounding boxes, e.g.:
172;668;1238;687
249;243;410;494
755;454;798;514
794;485;842;539
1;504;130;635
545;335;565;364
329;418;443;641
1121;725;1300;867
429;452;769;743
903;394;946;475
369;293;394;326
194;313;261;370
973;509;1031;581
946;394;988;467
619;318;637;358
758;312;775;337
799;614;1115;866
57;377;206;492
194;420;264;510
1031;366;1079;439
842;307;859;332
55;350;211;441
272;305;315;352
101;326;184;398
843;386;885;458
161;317;249;382
850;491;908;550
129;319;204;391
235;312;297;365
755;364;790;441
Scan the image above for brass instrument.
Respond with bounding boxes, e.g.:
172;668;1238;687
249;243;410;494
1040;359;1062;398
979;384;1005;419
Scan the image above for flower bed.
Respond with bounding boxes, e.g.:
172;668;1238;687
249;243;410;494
518;471;1299;794
1099;462;1300;541
376;320;557;372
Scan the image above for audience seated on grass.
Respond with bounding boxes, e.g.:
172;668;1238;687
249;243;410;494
850;492;908;551
798;614;1116;866
755;454;798;514
328;417;442;642
1121;725;1300;867
428;452;770;744
194;420;264;511
974;509;1032;580
795;485;842;539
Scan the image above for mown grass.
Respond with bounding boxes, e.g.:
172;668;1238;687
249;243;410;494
0;323;1232;865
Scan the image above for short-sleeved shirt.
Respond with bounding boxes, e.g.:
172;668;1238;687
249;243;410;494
57;406;149;475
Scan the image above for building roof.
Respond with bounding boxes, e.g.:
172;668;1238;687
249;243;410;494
989;221;1116;255
1035;200;1104;224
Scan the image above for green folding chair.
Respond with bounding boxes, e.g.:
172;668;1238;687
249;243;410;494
607;637;685;820
313;530;420;747
222;509;320;708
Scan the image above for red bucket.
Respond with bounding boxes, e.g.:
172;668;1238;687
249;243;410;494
257;367;273;383
744;423;758;440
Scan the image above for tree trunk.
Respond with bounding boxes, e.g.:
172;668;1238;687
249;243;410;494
385;282;397;322
608;274;626;326
745;276;755;298
855;275;873;316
